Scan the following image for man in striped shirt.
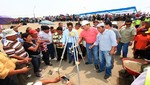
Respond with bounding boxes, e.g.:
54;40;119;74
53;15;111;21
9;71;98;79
2;29;29;60
2;29;31;85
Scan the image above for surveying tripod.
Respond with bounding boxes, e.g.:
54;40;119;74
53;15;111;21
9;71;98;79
57;32;85;85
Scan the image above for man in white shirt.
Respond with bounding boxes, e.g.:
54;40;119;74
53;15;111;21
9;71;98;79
62;22;78;65
38;26;55;62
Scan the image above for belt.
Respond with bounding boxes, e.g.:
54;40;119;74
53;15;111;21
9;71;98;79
87;43;94;44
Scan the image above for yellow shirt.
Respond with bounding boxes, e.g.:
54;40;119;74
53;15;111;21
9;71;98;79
75;28;83;36
75;28;84;44
0;52;17;79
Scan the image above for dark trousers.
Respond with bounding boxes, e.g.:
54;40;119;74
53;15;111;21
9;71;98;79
144;50;150;60
79;44;86;58
56;48;67;61
47;43;55;59
42;51;50;65
31;57;41;73
134;49;145;59
0;75;19;85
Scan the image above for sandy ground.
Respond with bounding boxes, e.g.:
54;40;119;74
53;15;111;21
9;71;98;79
1;21;135;85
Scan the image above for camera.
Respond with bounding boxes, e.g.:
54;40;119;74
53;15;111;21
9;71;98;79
61;76;69;81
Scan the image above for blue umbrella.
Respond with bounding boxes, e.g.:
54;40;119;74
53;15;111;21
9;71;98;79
0;15;14;24
39;20;54;25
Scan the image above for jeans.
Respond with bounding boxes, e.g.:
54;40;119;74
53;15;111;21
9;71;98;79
31;57;41;73
116;42;130;58
47;43;55;59
99;51;112;76
67;43;75;62
86;43;99;65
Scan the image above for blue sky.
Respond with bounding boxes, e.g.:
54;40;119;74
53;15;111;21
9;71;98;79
0;0;150;18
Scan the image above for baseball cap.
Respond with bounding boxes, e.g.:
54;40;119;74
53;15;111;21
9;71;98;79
112;21;118;25
96;23;105;27
29;29;38;34
81;20;90;26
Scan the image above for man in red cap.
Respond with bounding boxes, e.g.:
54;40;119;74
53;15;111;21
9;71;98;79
29;29;53;66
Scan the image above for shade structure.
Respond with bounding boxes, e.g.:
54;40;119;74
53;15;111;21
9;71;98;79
0;15;14;24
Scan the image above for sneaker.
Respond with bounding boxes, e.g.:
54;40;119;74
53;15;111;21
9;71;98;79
63;59;67;61
46;63;53;66
52;57;57;60
51;57;54;60
49;63;53;66
85;62;91;65
35;72;41;77
69;61;72;64
38;69;42;72
104;75;111;79
57;59;60;62
96;70;104;73
72;62;75;65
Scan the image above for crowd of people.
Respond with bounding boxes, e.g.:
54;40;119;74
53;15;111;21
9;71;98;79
0;14;150;85
12;12;150;24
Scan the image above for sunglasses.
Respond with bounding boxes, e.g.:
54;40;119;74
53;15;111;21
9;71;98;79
125;23;131;25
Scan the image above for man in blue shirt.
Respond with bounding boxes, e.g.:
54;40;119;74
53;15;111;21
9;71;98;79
62;22;78;65
90;23;117;79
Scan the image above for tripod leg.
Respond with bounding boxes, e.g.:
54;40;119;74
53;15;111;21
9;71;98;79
77;46;85;64
74;36;86;64
57;37;68;76
54;44;58;59
72;37;81;85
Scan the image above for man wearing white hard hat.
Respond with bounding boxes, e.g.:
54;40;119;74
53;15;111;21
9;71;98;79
78;20;99;72
89;23;117;79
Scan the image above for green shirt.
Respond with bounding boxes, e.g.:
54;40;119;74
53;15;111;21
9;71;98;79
119;26;137;43
145;18;150;22
135;20;141;25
